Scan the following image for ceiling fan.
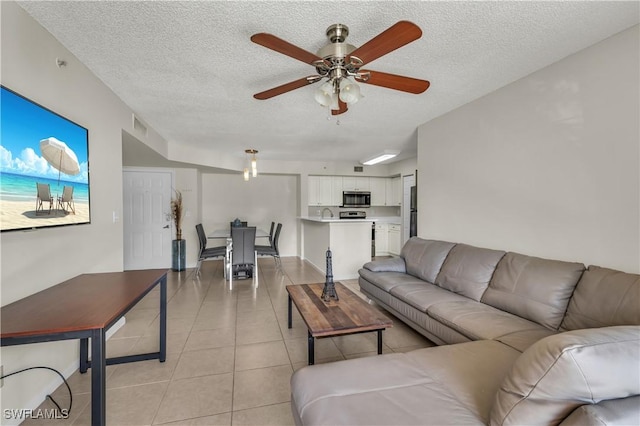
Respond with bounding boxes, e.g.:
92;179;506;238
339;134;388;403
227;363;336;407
251;21;430;115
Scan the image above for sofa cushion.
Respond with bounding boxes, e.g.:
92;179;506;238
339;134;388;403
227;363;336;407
358;269;427;293
481;252;585;330
427;300;551;344
363;257;406;273
435;244;506;301
490;325;640;426
390;283;471;313
493;329;557;353
560;266;640;331
291;340;520;425
560;395;640;426
401;238;456;283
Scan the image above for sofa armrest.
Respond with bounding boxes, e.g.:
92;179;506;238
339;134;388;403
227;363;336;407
363;257;407;273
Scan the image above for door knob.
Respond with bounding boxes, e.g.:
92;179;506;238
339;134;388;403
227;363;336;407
163;225;170;229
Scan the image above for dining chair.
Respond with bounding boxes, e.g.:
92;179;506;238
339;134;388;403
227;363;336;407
194;224;226;278
35;182;54;215
266;221;275;245
229;226;257;288
256;223;282;270
229;220;248;232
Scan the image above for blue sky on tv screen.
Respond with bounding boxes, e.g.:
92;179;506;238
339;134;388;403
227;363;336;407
0;87;88;184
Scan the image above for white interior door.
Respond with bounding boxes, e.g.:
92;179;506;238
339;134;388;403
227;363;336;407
402;174;415;243
123;169;173;270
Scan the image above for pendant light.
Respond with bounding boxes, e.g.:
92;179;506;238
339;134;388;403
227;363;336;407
244;149;258;180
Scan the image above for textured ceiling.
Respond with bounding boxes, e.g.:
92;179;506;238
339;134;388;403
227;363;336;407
18;1;639;167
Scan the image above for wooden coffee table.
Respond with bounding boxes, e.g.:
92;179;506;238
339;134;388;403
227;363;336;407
286;282;393;365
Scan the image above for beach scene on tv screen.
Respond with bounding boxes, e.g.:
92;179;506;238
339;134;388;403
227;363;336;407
0;87;90;231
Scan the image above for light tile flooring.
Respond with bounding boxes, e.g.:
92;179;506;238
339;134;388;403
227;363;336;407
27;257;434;425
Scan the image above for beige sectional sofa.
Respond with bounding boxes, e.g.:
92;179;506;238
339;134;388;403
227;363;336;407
290;237;640;425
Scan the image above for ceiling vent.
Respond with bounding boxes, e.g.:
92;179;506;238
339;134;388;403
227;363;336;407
353;166;363;172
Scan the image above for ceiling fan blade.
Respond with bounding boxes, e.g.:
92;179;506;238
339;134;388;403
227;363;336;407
251;33;322;65
348;21;422;65
331;100;348;115
358;70;430;94
254;76;321;100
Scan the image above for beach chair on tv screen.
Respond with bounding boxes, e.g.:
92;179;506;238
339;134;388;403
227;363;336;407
58;185;75;214
36;183;53;215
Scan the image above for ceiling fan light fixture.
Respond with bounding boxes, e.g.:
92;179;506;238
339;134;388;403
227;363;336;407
329;91;340;111
361;150;400;166
314;82;334;107
339;77;361;104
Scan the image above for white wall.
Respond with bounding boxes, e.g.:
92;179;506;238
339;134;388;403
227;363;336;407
417;26;639;273
201;174;298;257
389;157;417;179
0;3;169;419
174;168;200;267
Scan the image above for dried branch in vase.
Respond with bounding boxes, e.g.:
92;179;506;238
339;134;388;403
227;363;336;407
170;190;184;240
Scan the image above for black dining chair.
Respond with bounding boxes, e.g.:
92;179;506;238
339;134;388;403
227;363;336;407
194;224;226;277
257;223;282;270
230;220;248;231
266;221;275;245
229;226;257;287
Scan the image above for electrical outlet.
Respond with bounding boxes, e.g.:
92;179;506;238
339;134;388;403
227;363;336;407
1;365;4;388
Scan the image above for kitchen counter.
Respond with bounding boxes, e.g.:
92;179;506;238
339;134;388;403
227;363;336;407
301;216;401;224
301;217;371;223
299;218;373;280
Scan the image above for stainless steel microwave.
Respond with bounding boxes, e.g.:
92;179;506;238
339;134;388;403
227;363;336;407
342;191;371;208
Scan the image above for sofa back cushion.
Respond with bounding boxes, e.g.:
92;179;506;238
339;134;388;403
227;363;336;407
481;252;585;330
490;326;640;426
435;244;505;301
400;237;456;284
560;266;640;331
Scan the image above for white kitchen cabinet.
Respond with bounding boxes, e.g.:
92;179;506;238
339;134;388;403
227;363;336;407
369;177;386;206
308;176;334;206
388;223;402;255
386;177;402;206
375;223;388;255
331;176;343;206
342;176;370;191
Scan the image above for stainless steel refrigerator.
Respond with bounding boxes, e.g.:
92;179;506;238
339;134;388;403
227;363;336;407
410;186;417;237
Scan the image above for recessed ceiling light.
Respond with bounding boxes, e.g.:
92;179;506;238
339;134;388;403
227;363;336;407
361;150;400;165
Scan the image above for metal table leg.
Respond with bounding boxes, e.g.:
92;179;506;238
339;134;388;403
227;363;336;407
287;295;292;329
80;338;89;373
90;328;106;426
308;331;314;365
377;330;383;354
159;275;167;362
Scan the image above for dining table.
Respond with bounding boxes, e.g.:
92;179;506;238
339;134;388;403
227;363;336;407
208;228;270;239
208;228;270;280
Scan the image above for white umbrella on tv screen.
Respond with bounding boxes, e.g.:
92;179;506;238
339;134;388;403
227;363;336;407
40;137;80;196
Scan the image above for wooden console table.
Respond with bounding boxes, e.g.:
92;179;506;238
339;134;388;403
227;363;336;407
0;269;168;426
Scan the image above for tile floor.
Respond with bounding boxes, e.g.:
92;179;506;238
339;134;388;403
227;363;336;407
26;257;434;425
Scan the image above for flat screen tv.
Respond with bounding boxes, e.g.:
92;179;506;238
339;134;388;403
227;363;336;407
1;86;90;232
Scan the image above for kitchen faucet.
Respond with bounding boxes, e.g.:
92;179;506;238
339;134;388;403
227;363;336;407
321;207;334;218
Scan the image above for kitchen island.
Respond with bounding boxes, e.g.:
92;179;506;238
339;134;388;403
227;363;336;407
300;217;372;280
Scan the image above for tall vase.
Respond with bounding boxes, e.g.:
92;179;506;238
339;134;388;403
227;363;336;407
172;239;186;271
